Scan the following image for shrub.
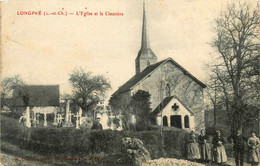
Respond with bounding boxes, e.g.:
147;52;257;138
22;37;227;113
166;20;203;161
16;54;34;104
163;127;190;158
1;115;191;163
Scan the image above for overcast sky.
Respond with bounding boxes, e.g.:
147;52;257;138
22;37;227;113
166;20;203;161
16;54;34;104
1;0;258;99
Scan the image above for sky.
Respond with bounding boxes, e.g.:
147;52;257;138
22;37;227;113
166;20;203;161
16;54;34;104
1;0;258;99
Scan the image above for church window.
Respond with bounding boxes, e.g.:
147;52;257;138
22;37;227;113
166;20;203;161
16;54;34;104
166;84;171;97
172;103;179;111
184;115;189;128
163;116;168;126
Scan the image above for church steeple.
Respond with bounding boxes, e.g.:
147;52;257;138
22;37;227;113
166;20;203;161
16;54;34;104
135;2;157;74
141;2;149;49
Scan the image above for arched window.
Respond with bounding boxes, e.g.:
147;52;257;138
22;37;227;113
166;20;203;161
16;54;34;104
165;84;171;97
163;116;168;126
184;115;189;128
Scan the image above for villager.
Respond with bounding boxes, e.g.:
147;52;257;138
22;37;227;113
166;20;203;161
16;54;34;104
91;117;103;130
186;131;201;162
198;129;211;163
227;129;247;166
212;130;227;165
247;131;260;166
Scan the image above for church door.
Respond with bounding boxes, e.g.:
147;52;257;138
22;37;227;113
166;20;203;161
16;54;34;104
170;115;182;128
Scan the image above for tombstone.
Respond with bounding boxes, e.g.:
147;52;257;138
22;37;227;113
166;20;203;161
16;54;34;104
43;113;47;127
36;114;40;125
65;100;70;122
79;107;83;125
57;114;63;127
25;106;31;128
53;112;57;125
69;111;72;123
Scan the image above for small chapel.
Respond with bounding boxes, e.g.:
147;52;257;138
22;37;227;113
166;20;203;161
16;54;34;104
111;4;206;131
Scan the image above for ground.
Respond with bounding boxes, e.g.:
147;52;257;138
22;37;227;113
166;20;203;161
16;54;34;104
0;152;54;166
1;153;240;166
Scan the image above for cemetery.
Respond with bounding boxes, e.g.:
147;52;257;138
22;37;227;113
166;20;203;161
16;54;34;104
1;1;259;166
17;99;123;131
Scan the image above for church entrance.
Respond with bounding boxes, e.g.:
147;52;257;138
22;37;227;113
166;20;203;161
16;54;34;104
170;115;182;128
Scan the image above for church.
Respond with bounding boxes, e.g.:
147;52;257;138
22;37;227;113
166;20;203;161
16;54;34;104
111;4;206;132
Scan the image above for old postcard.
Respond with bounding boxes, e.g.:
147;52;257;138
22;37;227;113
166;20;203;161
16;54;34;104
1;0;259;165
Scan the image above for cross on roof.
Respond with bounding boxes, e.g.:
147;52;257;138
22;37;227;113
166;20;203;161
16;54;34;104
172;103;179;111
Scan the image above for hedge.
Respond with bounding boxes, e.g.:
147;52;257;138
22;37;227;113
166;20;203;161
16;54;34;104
1;116;190;164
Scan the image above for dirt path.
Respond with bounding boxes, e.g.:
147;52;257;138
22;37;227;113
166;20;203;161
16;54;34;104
0;152;56;166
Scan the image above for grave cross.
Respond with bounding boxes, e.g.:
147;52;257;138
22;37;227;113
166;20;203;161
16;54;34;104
172;103;179;111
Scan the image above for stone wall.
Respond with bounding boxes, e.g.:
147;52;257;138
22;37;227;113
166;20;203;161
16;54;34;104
130;61;205;131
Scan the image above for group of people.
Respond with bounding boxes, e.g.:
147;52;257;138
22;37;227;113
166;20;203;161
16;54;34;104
186;129;260;166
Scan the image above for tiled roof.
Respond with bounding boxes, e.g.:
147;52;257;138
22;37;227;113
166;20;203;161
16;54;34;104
11;85;60;107
113;59;167;95
112;58;206;95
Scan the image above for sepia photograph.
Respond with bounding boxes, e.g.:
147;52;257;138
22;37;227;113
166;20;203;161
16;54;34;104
1;0;259;165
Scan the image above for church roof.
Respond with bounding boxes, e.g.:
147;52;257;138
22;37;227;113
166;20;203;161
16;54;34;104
113;57;206;95
151;95;194;116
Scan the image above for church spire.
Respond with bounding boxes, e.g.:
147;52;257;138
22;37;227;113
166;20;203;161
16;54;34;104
141;2;150;49
135;2;157;74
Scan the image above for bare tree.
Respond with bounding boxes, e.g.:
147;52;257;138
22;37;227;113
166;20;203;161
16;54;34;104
209;2;260;133
69;68;111;113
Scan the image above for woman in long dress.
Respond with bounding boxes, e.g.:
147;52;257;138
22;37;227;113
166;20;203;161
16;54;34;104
247;131;260;166
198;129;211;163
186;131;201;162
212;130;227;165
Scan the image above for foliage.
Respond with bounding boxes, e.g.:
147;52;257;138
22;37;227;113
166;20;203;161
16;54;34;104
69;67;111;112
109;93;134;131
207;2;260;133
109;90;152;131
1;74;25;108
131;90;152;131
1;115;192;164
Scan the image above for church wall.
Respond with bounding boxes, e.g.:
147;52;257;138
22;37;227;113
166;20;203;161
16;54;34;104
131;61;205;131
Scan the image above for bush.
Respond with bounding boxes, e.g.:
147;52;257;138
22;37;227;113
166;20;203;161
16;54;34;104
1;115;191;164
163;127;190;158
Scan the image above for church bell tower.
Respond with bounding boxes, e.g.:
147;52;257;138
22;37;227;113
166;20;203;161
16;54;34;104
135;3;157;74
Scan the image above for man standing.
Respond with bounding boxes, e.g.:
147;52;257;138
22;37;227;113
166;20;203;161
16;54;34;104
227;129;247;166
91;117;103;130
